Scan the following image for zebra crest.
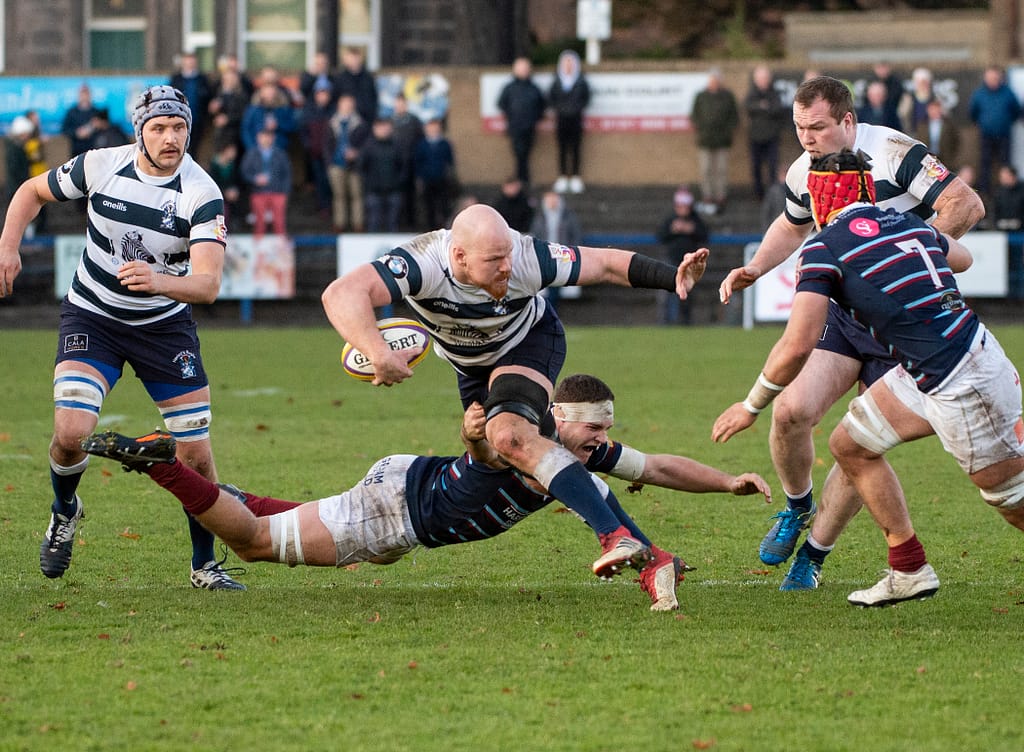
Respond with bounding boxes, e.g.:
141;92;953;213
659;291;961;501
120;230;156;263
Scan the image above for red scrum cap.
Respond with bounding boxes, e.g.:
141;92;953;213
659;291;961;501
807;149;876;228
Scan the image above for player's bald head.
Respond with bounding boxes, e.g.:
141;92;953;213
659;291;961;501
451;204;511;255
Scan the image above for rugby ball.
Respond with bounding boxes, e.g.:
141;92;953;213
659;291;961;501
341;317;431;381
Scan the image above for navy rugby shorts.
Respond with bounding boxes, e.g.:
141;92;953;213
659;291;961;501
818;301;896;387
55;301;208;399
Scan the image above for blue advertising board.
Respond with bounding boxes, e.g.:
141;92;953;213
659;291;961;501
0;75;166;136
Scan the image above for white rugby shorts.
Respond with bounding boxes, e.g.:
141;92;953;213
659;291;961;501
316;454;421;566
883;325;1024;474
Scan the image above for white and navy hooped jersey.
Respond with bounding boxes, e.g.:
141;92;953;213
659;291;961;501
48;144;226;325
370;228;581;370
785;123;955;229
796;205;978;391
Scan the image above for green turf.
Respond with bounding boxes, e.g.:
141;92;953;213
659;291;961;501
2;324;1023;751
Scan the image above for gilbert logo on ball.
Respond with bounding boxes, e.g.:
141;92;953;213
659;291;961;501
341;318;431;381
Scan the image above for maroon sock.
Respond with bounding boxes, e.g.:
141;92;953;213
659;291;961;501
888;534;927;573
148;461;221;517
243;493;302;517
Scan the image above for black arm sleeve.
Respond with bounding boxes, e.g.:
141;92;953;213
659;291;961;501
627;253;677;291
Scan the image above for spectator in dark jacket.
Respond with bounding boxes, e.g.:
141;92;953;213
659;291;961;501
497;57;546;185
358;118;407;233
337;47;378;124
240;128;292;237
89;109;130;150
493;175;534;232
743;64;789;200
61;83;101;157
209;68;250;154
169;51;214;156
413;117;455;230
969;66;1023;197
390;93;424;229
548;50;591;195
857;80;902;131
690;68;739;214
299;82;336;216
209;141;243;231
656;187;709;325
299;52;340;109
993;165;1024;231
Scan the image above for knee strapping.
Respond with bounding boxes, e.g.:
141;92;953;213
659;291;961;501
484;374;550;426
842;392;903;455
269;508;305;567
980;470;1024;510
53;370;107;414
160;401;212;442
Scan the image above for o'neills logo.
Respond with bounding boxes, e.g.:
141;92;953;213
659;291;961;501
102;199;128;212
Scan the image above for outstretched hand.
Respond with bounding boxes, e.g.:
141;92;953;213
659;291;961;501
676;247;709;300
711;402;759;443
718;264;762;305
729;472;772;503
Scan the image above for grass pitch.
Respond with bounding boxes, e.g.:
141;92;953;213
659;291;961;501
2;322;1023;751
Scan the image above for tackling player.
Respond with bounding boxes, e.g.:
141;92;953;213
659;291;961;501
81;373;770;612
0;86;243;589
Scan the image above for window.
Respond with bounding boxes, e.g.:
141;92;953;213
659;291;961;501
86;0;147;70
240;0;313;73
340;0;380;70
184;0;217;70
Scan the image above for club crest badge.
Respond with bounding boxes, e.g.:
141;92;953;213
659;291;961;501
160;200;177;231
173;350;198;379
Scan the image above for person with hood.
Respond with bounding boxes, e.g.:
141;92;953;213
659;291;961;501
548;50;591;194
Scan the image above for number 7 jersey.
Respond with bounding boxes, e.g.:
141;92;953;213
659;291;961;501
795;204;979;392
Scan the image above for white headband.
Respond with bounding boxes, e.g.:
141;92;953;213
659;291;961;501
552;400;614;424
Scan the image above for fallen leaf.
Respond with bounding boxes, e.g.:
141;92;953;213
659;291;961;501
407;661;418;669
692;739;716;749
730;703;753;713
51;602;66;611
124;681;137;691
747;569;771;576
992;607;1008;614
101;468;113;478
98;634;110;640
119;528;141;540
367;612;381;623
255;424;268;431
350;693;364;699
343;563;361;571
916;666;927;674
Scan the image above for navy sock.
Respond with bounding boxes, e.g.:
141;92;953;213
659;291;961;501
799;539;829;566
184;508;216;569
786;488;814;514
546;462;620;535
50;459;87;515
